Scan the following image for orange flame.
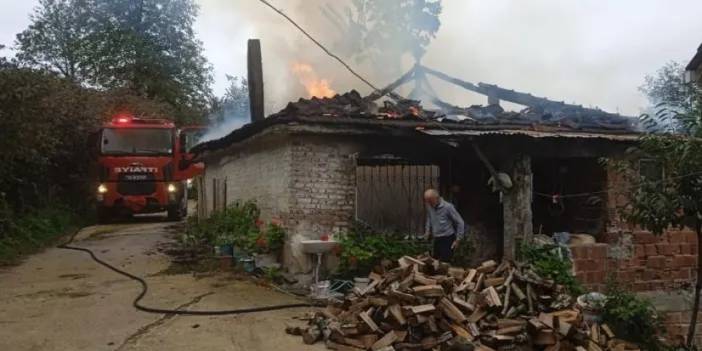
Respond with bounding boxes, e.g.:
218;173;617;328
291;63;336;98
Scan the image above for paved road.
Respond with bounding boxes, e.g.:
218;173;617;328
0;215;323;351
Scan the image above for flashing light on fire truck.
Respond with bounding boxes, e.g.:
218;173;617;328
113;114;133;124
98;184;108;194
167;183;177;193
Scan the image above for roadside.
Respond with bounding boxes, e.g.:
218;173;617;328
0;216;324;351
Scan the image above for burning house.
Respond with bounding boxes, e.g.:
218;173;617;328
193;62;702;343
193;63;645;275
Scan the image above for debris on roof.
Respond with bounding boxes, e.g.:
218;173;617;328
268;89;636;133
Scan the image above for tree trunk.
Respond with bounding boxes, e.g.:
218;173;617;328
687;218;702;348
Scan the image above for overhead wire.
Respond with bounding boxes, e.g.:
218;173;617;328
257;0;382;93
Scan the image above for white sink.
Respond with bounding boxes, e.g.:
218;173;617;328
300;240;338;254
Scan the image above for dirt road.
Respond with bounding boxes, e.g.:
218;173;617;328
0;216;324;351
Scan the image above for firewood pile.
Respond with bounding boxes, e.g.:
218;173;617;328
286;254;640;351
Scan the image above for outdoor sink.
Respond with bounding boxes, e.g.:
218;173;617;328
300;240;338;254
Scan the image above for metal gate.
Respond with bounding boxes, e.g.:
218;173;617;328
355;164;440;236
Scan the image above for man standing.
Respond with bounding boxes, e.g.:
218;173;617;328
424;189;465;262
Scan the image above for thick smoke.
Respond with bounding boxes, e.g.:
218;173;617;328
198;0;440;116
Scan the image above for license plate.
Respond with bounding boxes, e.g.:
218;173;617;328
125;174;148;181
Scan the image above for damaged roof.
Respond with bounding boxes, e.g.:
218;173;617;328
193;90;640;154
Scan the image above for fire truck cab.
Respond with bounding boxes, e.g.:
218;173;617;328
95;115;203;222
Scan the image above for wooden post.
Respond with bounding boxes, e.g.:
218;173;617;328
502;154;533;260
247;39;265;122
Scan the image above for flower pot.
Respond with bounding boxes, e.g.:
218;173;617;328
218;244;234;257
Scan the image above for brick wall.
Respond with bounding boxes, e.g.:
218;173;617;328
202;133;359;273
284;136;358;272
571;230;698;292
570;164;701;345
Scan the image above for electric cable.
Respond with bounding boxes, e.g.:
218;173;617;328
257;0;382;94
57;230;321;316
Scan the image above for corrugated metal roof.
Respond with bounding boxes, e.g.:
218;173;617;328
418;128;640;141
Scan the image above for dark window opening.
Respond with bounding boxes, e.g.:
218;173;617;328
532;158;607;236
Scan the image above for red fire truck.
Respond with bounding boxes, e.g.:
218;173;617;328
94;115;204;222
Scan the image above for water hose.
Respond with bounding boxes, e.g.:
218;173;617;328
58;229;320;315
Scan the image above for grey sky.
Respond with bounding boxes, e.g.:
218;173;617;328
2;0;701;116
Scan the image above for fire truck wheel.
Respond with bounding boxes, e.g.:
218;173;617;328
167;206;182;221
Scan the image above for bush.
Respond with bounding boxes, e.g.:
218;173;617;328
602;284;667;350
518;242;584;295
185;201;285;257
0;201;81;265
335;224;429;277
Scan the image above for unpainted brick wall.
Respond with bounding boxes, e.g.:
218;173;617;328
571;165;698;292
202;134;359;273
571;164;700;345
284;136;358;272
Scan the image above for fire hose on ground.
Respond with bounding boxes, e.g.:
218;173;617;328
57;229;322;316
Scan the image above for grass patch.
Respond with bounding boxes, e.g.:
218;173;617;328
0;205;85;266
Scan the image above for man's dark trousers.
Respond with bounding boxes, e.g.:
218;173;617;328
433;234;456;262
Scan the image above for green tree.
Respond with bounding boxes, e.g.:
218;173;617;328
614;90;702;348
15;0;213;124
640;61;702;132
15;0;92;80
0;67;102;211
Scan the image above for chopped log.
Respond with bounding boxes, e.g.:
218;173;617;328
497;319;527;329
476;260;497;273
369;297;388;307
511;282;526;301
483;277;506;287
467;308;488;323
501;284;511;315
359;311;380;332
427;316;439;333
449;323;474;341
588;341;604;351
483;286;502;307
371;331;398;351
388;304;406;325
369;271;383;281
410;304;436;314
466;322;480;336
413;273;438;286
473;274;485;292
601;324;615;338
358;334;379;349
496;325;524;335
388;289;418;304
533;330;557;345
448;267;466;279
452;296;475;312
303;326;322;344
412;285;444;297
438;298;467;322
526;283;535;313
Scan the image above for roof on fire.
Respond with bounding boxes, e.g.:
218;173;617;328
193;90;641;155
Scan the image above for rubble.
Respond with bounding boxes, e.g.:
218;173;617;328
286;254;639;351
269;89;635;133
